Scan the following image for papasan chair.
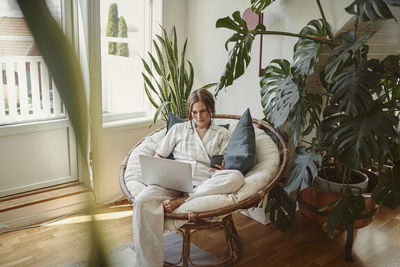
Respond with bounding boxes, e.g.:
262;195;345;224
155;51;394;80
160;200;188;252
119;114;289;267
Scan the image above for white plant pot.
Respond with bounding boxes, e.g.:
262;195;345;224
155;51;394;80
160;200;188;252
315;170;369;194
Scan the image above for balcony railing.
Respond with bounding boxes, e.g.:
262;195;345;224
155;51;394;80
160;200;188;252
0;56;65;125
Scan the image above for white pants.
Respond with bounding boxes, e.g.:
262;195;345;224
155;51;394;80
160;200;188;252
132;169;244;267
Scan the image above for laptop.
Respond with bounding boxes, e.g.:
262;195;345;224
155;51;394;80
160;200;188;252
139;154;194;193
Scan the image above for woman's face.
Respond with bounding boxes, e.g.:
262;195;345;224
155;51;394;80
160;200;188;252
191;101;211;129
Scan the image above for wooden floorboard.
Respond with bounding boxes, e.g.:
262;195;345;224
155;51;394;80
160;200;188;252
0;201;399;266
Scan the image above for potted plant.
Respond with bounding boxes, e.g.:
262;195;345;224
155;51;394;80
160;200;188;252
141;26;194;125
141;26;216;125
214;0;400;261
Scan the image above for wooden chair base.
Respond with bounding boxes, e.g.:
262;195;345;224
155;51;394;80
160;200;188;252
164;214;243;267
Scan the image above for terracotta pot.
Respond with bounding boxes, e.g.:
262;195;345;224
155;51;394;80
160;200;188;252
298;186;378;229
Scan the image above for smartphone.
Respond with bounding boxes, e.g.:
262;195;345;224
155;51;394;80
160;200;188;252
210;155;224;168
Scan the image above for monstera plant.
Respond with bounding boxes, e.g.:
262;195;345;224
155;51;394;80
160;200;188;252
215;0;400;241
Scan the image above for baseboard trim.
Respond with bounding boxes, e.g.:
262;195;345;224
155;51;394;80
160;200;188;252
0;181;82;202
0;189;92;213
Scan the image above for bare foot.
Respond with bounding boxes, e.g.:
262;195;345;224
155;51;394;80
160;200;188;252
163;195;189;212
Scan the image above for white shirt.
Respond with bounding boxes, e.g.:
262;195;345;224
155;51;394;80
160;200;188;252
155;120;231;184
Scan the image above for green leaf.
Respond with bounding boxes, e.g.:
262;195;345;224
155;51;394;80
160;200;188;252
153;101;170;124
322;105;399;169
330;63;380;116
185;61;194;99
345;0;399;22
141;57;153;77
372;162;400;209
381;54;400;77
232;11;249;31
173;27;178;63
285;146;322;193
144;82;159;110
323;193;366;238
325;29;373;83
199;83;218;90
148;52;163;76
260;59;299;128
304;92;323;128
251;0;277;14
142;25;193;122
142;73;159;95
153;41;166;75
286;99;307;147
161;27;178;67
179;40;188;96
265;185;297;232
371;55;400;102
293;19;328;78
215;11;256;94
216;12;243;32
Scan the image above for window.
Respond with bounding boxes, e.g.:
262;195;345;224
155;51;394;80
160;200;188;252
100;0;159;124
0;0;67;126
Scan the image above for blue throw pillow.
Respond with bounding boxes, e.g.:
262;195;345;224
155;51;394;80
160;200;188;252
167;113;185;132
224;108;256;175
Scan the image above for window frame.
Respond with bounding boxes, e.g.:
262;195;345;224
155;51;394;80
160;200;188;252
0;0;81;196
95;0;162;128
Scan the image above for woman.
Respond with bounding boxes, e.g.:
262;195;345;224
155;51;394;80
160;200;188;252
133;88;244;267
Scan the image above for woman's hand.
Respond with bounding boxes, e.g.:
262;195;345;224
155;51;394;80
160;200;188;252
209;160;225;173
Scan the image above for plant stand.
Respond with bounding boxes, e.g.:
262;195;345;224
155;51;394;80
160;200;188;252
297;187;378;262
345;224;354;261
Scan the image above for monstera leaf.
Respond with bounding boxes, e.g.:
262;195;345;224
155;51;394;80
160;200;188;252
345;0;400;22
323;105;399;169
285;146;322;194
260;59;299;128
251;0;277;14
216;11;265;94
323;192;366;238
265;185;297;232
325;29;373;83
330;63;381;116
293;19;328;78
372;163;400;209
367;56;400;110
304;92;324;128
287;99;307;147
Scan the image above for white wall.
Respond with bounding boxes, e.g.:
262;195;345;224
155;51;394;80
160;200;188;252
94;121;163;202
185;0;351;119
162;0;187;41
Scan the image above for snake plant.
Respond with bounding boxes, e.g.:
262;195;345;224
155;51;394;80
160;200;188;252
141;26;194;125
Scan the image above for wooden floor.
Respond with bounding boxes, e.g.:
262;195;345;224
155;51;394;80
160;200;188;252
0;201;399;267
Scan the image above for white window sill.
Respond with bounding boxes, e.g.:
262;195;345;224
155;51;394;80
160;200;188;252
102;115;164;131
0;118;71;136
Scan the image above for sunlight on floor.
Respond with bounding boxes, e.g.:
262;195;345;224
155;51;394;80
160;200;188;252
109;203;132;209
47;210;133;226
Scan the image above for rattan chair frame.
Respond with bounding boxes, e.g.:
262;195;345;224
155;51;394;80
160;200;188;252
119;114;289;267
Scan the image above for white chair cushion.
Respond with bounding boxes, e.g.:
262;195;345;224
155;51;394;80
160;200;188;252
124;118;280;229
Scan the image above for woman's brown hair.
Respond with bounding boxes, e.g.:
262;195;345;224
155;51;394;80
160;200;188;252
187;88;215;128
